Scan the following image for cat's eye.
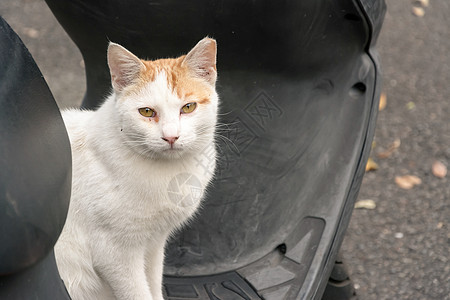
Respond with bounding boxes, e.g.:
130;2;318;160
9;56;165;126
138;107;156;118
181;102;197;114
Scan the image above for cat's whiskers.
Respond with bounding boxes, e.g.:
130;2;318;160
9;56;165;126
215;121;239;128
216;110;235;117
121;134;162;159
213;126;239;154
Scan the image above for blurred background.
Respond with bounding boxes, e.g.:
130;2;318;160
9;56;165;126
0;0;448;299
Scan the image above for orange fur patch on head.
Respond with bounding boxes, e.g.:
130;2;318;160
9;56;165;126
139;56;213;105
197;98;210;104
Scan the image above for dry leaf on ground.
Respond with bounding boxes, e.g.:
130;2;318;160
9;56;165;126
379;92;387;111
406;101;416;110
414;0;429;8
412;6;425;17
432;161;447;178
377;138;401;159
395;175;422;189
365;157;378;172
23;27;39;38
355;199;377;210
394;232;404;239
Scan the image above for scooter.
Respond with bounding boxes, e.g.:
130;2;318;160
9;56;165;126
0;1;385;298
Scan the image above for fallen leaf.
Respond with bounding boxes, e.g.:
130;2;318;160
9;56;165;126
406;101;416;110
408;175;422;185
355;199;376;210
414;0;429;7
377;138;401;159
432;161;447;178
365;157;378;172
379;92;387;111
395;175;422;189
412;6;425;17
394;232;404;239
23;27;39;39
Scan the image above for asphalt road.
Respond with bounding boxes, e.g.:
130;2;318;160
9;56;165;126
342;1;449;299
1;1;448;299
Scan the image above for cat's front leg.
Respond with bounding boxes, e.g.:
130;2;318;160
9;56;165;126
145;242;166;300
94;245;153;300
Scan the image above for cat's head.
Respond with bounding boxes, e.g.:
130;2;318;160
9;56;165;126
107;38;218;160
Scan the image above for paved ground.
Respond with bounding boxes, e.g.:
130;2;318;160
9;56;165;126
342;1;449;299
0;0;85;108
1;1;448;299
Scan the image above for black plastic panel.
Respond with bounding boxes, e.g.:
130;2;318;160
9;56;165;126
0;15;71;275
163;217;325;300
43;0;385;298
0;16;71;299
0;251;70;300
164;272;261;300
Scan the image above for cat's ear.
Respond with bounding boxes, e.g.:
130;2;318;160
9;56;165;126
182;37;217;85
107;42;145;92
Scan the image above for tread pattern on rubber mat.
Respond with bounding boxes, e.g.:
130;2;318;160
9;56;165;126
164;218;325;300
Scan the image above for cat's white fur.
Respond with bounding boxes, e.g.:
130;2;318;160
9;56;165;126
55;38;218;300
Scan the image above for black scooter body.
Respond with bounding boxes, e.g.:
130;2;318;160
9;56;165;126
0;0;385;298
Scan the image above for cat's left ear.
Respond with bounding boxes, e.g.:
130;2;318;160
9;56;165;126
107;42;146;92
182;37;217;85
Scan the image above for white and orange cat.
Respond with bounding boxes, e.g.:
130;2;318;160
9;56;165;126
55;38;218;300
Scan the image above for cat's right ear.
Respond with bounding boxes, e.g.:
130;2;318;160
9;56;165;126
107;42;145;92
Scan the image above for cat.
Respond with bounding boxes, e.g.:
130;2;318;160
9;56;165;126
54;37;218;300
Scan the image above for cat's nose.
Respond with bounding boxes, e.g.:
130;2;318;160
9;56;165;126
162;136;179;146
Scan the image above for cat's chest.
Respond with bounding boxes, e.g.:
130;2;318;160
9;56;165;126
74;154;211;231
67;121;215;232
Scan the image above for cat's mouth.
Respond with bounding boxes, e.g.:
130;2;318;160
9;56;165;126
158;146;187;160
164;147;182;152
162;144;184;153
